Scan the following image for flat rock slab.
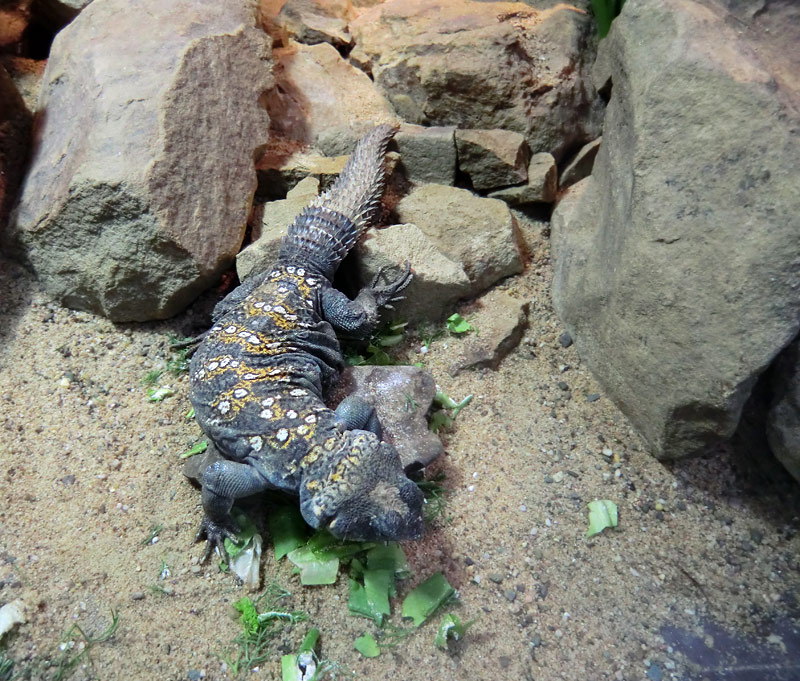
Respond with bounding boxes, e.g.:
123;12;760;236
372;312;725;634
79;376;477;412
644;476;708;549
449;289;530;374
328;365;443;470
551;0;800;461
7;0;271;321
394;124;457;186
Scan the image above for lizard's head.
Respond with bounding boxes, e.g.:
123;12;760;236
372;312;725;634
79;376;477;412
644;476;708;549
299;431;424;542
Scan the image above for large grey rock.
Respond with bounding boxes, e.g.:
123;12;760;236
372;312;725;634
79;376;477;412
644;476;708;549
267;40;398;156
350;0;602;159
559;137;601;189
551;0;800;461
7;0;271;321
767;339;800;483
396;184;523;295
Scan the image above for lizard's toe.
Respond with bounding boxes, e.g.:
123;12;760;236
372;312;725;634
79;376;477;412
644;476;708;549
194;516;240;564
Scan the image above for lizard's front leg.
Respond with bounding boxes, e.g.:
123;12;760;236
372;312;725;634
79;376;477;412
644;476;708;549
321;261;412;339
195;459;270;563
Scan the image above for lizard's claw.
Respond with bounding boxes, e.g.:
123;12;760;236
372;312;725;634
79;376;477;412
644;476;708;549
370;261;413;308
194;515;241;564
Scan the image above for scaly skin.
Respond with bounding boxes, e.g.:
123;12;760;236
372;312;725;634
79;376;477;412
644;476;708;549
188;125;423;561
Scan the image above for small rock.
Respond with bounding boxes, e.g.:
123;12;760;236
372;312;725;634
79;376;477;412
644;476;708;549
455;128;529;191
586;393;600;402
558;381;569;391
131;591;146;601
395;124;457;185
503;589;517;602
559;137;602;189
488;573;504;584
449;290;530;374
255;149;345;201
275;0;352;49
559;332;573;348
489;153;558;206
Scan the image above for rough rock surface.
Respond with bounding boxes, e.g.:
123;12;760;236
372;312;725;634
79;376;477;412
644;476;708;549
488;152;557;206
396;184;523;295
559;137;601;189
455;128;529;191
357;223;472;323
256;149;347;200
0;67;31;233
449;289;530;375
7;0;271;321
551;0;800;461
350;0;602;159
328;365;443;469
767;339;800;483
267;40;398;156
0;57;45;113
275;0;353;48
394;124;456;185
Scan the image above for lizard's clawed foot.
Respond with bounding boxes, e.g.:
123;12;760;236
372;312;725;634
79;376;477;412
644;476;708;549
369;261;413;308
194;515;240;564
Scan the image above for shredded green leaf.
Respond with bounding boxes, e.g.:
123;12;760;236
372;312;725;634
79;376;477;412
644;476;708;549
401;573;456;627
146;385;175;402
178;440;207;459
224;511;258;560
434;613;474;650
270;505;310;560
354;633;380;658
586;499;619;537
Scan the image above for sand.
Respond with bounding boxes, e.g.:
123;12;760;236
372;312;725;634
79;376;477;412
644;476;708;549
1;215;799;681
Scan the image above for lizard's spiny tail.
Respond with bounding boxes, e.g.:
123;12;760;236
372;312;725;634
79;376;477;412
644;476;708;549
278;124;398;279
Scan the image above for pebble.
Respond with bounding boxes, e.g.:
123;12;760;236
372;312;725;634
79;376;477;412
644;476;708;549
586;393;600;402
187;670;205;680
489;573;504;584
557;381;569;391
559;332;573;348
503;589;517;602
131;591;145;601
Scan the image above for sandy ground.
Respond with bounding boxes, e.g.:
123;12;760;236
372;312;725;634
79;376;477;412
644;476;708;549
1;215;799;681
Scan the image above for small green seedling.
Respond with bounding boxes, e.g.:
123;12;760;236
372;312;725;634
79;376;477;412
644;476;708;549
224;583;307;677
586;500;619;537
345;320;408;366
401;573;456;627
51;610;119;681
429;390;473;433
185;407;195;420
416;472;449;525
140;524;164;546
179;440;207;459
434;614;474;650
446;313;475;335
354;633;380;658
